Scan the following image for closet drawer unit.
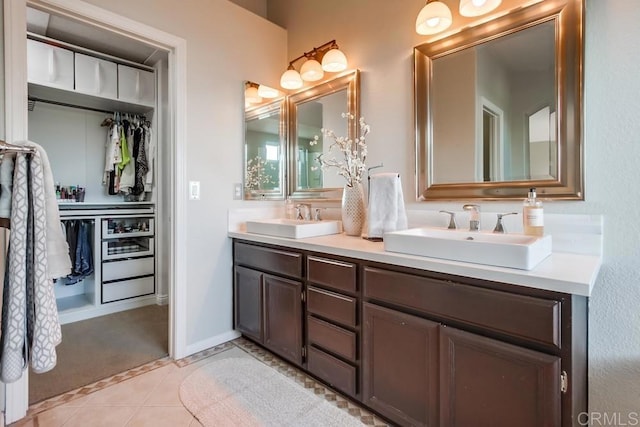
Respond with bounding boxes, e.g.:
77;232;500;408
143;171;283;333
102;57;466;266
75;53;117;99
103;257;154;282
102;276;154;303
102;237;154;260
234;242;302;279
307;346;357;397
307;286;357;328
363;267;562;349
308;316;357;362
102;217;154;239
27;39;74;90
307;256;356;294
118;64;156;106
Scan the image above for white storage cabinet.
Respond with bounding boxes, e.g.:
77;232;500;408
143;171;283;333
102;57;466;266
101;216;155;303
27;39;74;90
74;52;118;99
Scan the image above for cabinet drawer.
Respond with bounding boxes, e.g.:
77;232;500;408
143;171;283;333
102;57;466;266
307;346;357;397
363;267;561;349
308;316;357;362
234;242;302;279
103;257;154;282
307;287;357;328
102;276;154;303
307;256;356;293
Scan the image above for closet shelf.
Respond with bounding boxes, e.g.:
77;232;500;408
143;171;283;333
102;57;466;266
29;83;154;115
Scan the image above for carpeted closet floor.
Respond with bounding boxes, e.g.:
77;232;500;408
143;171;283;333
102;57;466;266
29;304;169;405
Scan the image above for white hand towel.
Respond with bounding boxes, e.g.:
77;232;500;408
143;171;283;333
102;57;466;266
367;173;408;239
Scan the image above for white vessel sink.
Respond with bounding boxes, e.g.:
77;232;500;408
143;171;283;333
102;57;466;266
384;227;552;270
246;218;342;239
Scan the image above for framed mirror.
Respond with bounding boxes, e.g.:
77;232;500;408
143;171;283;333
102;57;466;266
243;91;286;200
415;0;583;200
287;70;360;200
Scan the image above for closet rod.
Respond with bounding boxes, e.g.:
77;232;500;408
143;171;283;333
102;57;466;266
0;139;36;154
28;97;114;115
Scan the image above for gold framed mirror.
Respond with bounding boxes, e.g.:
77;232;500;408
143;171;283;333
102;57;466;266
243;94;286;200
415;0;583;200
287;70;360;200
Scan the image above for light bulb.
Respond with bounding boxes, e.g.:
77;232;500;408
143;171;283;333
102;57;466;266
280;69;303;90
321;48;348;72
459;0;501;17
300;59;324;82
257;84;279;98
244;86;262;104
416;1;452;35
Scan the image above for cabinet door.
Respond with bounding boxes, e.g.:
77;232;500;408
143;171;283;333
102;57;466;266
362;302;439;427
263;274;302;365
75;53;117;98
118;64;156;106
234;266;263;342
27;39;74;90
440;326;561;427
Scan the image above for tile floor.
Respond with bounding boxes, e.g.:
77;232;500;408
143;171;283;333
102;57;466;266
12;338;387;427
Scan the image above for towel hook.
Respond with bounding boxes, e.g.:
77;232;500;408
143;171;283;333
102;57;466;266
366;163;384;200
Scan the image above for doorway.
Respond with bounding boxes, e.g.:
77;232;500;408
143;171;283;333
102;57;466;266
3;0;187;422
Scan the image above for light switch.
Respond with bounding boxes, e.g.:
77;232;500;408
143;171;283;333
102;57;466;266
233;183;243;200
189;181;200;200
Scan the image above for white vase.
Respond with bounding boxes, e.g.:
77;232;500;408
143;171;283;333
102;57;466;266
341;183;365;236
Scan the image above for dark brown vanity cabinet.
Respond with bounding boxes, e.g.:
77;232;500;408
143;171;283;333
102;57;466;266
440;326;561;427
362;266;584;427
306;256;359;398
233;241;303;365
362;302;439;427
233;240;586;427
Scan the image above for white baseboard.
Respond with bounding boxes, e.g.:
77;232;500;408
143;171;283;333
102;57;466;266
155;293;169;305
184;330;241;357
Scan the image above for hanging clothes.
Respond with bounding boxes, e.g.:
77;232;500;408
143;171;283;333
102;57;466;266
102;113;153;199
119;119;136;194
57;220;93;286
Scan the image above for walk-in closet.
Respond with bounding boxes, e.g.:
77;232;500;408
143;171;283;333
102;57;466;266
24;6;170;403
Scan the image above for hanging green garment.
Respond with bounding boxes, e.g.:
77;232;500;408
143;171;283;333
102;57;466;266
117;125;131;172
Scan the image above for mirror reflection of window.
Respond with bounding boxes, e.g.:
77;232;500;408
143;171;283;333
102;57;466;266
244;105;283;194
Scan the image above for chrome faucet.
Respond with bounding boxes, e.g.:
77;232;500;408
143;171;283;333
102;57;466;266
493;212;518;233
295;203;312;221
439;210;457;230
462;204;481;231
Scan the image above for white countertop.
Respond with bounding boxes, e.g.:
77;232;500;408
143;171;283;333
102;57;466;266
228;228;601;297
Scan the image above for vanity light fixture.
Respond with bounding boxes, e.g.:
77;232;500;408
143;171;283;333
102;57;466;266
244;82;262;104
416;0;503;35
279;40;348;90
459;0;502;17
257;84;280;99
416;0;453;35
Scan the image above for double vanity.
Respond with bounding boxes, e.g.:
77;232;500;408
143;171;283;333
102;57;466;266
229;210;600;427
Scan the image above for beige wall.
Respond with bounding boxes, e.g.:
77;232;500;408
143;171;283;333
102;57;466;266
82;0;287;349
269;0;640;415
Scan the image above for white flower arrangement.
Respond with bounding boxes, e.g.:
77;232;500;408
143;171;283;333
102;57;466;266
311;113;370;187
245;155;276;190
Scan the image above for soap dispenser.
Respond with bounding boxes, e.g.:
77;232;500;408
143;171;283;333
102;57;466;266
285;197;295;219
523;188;544;236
